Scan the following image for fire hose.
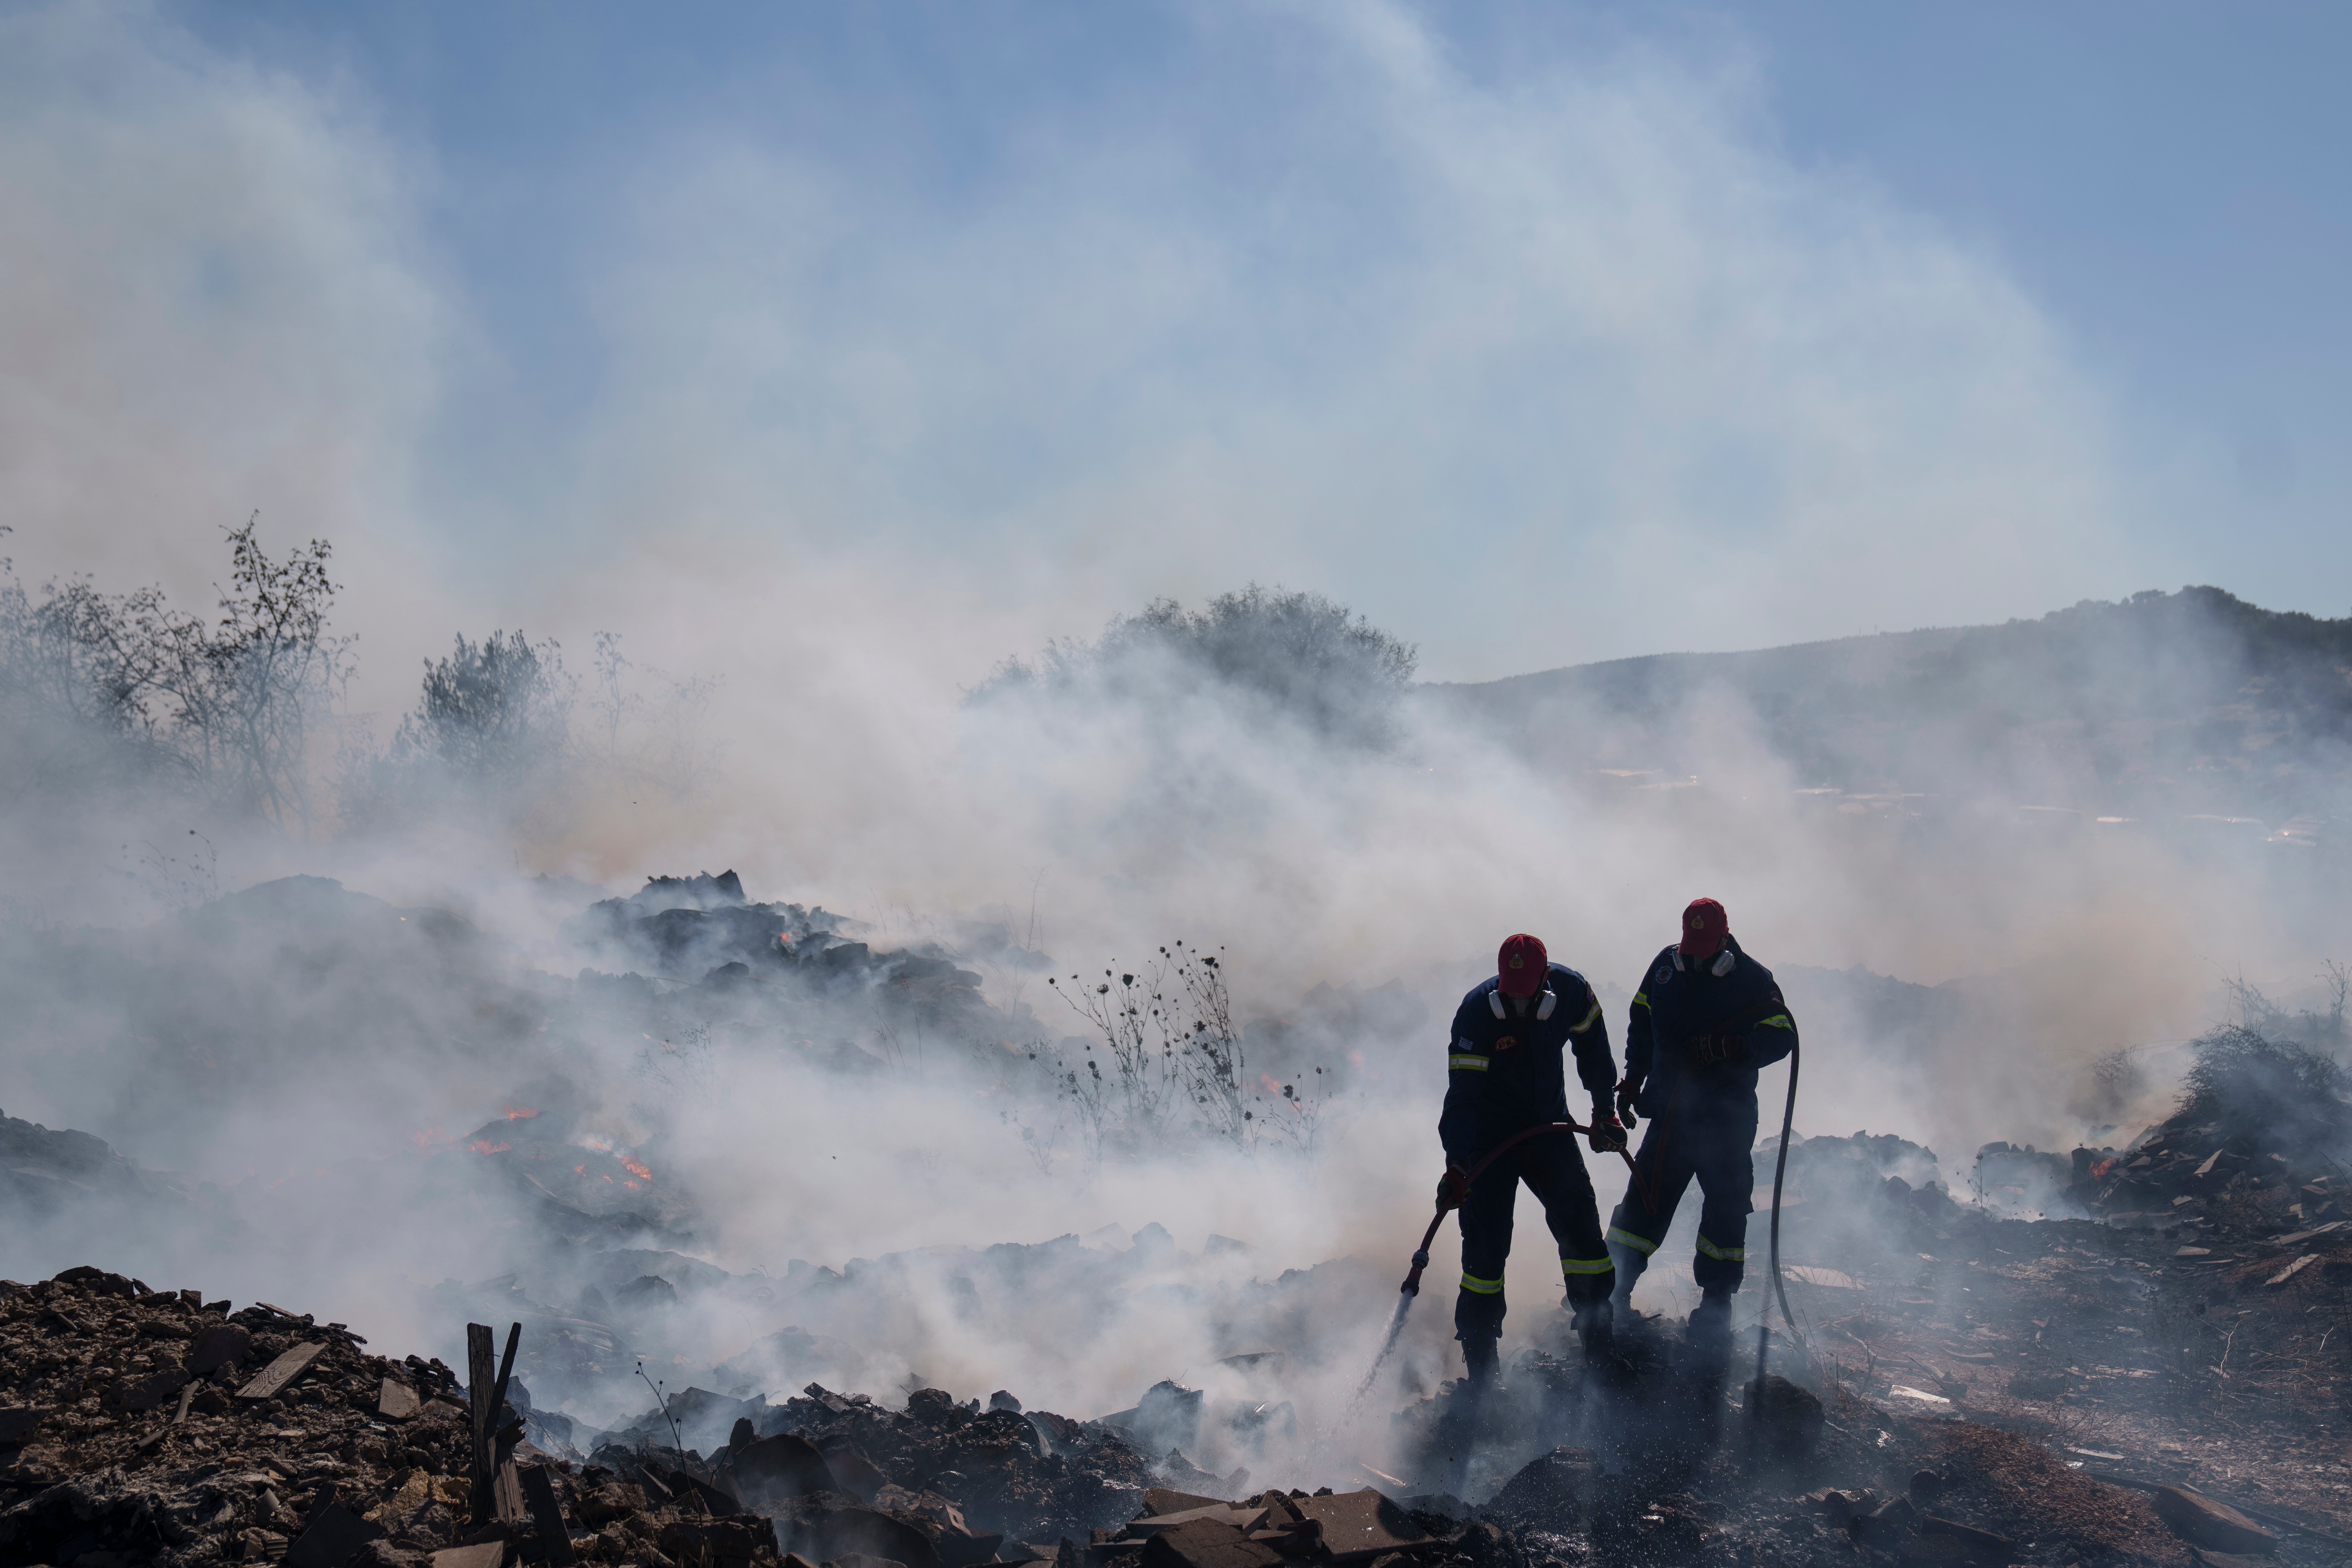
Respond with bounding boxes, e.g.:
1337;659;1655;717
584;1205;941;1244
1755;1038;1803;1381
1398;1120;1651;1297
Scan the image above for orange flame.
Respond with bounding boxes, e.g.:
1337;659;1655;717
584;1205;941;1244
502;1104;538;1120
411;1127;455;1152
620;1156;653;1181
469;1139;511;1155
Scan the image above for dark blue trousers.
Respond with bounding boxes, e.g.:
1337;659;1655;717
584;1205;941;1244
1453;1133;1614;1341
1607;1099;1757;1294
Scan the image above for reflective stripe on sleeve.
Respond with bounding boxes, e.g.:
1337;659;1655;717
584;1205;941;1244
1606;1226;1660;1255
1695;1234;1746;1262
1448;1054;1489;1072
1631;991;1648;1007
1459;1272;1504;1295
1559;1256;1613;1276
1568;998;1602;1032
1756;1013;1794;1029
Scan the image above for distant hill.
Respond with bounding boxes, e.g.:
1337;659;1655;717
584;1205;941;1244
1421;587;2352;831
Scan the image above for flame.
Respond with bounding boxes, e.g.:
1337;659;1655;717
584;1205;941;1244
411;1127;455;1152
574;1164;586;1175
1258;1072;1283;1094
620;1155;653;1181
468;1139;511;1155
2090;1157;2116;1180
502;1104;538;1120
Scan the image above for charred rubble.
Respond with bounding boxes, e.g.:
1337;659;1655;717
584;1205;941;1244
13;1244;2352;1568
1;1267;1493;1568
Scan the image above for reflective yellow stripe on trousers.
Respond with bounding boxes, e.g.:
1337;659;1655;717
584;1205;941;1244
1459;1272;1504;1295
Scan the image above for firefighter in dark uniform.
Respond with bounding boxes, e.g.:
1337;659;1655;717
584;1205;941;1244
1438;933;1626;1384
1607;897;1798;1346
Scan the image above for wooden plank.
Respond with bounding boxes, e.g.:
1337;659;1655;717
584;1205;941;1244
428;1545;506;1568
490;1322;525;1526
494;1454;526;1528
174;1384;196;1425
2266;1254;2321;1287
520;1464;579;1566
236;1343;325;1402
467;1323;496;1525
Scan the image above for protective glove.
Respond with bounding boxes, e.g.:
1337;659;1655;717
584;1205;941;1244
1614;1077;1641;1129
1436;1164;1471;1212
1587;1102;1626;1153
1691;1031;1747;1066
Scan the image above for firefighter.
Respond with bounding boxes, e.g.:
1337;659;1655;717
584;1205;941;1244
1439;933;1625;1385
1606;897;1798;1347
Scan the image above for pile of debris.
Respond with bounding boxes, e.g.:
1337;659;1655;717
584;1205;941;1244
2057;1028;2352;1242
0;1266;1511;1568
12;1254;2351;1568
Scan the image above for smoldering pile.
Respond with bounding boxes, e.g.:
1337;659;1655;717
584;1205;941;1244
1976;1024;2352;1252
0;1266;1523;1568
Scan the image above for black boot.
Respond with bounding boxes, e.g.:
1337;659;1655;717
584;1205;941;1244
1570;1296;1614;1361
1461;1332;1501;1390
1688;1289;1734;1347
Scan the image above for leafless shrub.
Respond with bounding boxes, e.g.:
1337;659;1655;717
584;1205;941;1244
0;518;352;832
1044;943;1322;1170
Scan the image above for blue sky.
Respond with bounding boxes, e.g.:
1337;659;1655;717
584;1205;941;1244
4;1;2347;683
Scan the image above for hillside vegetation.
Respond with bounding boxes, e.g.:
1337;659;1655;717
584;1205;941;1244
1426;587;2352;828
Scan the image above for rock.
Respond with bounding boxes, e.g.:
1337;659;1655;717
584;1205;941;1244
1485;1447;1598;1523
0;1407;40;1443
991;1390;1023;1412
1851;1496;1918;1548
187;1323;254;1374
1136;1518;1284;1568
576;1482;648;1524
1398;1494;1470;1524
659;1516;780;1565
906;1388;957;1423
1742;1373;1824;1457
287;1497;389;1568
116;1366;188;1412
774;1499;942;1568
729;1433;838;1506
1918;1515;2014;1561
2153;1487;2277;1556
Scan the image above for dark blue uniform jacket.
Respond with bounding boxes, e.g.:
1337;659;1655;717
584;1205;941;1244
1622;934;1797;1120
1439;962;1616;1167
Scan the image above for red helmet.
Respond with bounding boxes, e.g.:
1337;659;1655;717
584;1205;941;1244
1678;898;1728;959
1497;933;1547;997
